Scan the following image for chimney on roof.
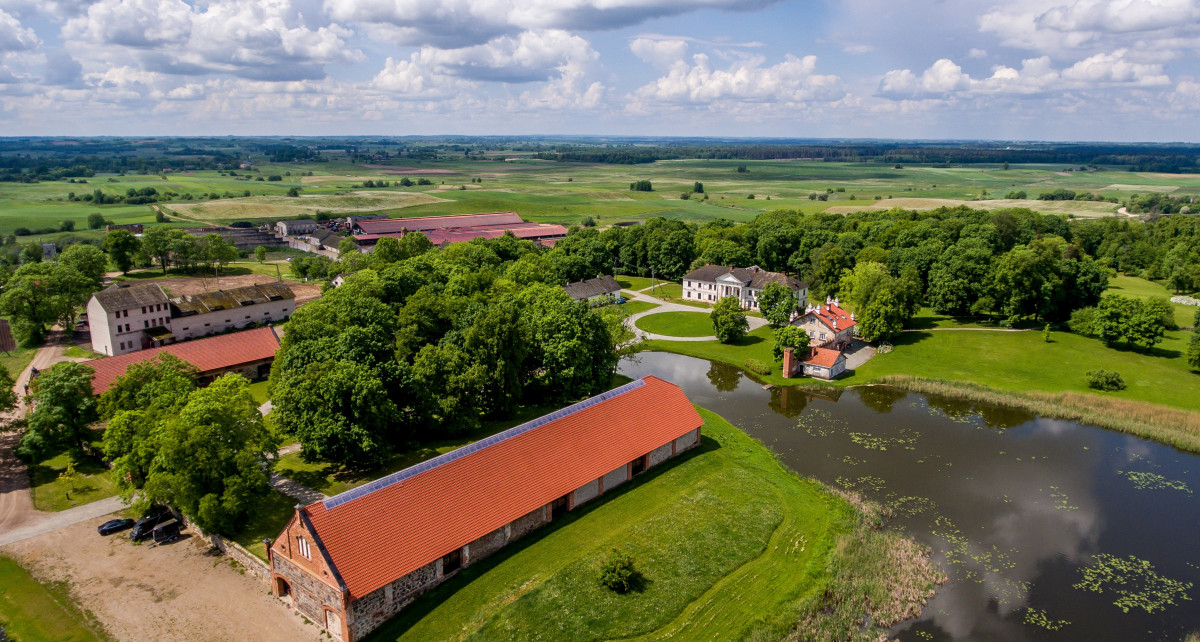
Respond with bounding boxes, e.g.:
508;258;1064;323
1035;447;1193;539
825;295;832;305
850;313;856;321
833;297;840;307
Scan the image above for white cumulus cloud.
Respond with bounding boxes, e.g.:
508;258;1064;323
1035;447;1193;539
631;53;842;105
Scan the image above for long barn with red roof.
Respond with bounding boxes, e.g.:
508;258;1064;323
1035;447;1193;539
267;376;704;642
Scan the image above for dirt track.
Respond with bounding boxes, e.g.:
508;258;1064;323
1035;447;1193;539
3;518;320;642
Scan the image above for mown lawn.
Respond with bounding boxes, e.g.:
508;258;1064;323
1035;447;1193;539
366;408;851;642
1107;274;1198;328
641;326;792;386
616;276;659;291
245;379;270;405
852;327;1200;410
229;489;296;561
618;300;659;316
0;344;37;379
634;311;714;337
28;452;118;512
0;555;107;641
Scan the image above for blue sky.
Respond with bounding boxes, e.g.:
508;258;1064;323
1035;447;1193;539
1;0;1199;140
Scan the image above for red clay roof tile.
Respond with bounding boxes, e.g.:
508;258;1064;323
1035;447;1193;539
83;326;280;394
301;375;703;600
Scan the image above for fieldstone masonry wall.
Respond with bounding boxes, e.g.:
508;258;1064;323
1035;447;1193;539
573;478;600;507
647;442;674;467
348;558;440;635
675;427;699;451
602;464;629;493
274;554;342;624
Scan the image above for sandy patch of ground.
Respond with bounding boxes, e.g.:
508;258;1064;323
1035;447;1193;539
167;191;447;221
3;518;321;642
139;273;323;306
1102;184;1179;192
824;197;1120;217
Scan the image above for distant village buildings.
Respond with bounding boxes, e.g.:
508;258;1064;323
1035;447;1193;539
86;282;294;356
351;212;567;250
681;265;808;310
268;376;703;642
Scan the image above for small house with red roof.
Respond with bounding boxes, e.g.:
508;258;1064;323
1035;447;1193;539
267;376;704;642
782;346;848;380
795;297;857;348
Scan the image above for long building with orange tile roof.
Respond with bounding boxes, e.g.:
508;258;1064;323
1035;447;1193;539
267;376;704;641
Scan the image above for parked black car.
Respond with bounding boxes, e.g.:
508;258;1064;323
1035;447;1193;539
130;506;172;541
97;518;135;536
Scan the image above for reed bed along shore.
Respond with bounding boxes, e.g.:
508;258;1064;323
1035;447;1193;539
871;376;1200;454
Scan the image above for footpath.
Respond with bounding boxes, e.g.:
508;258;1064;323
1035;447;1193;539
624;286;768;342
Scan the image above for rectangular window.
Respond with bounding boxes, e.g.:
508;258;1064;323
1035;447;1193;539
297;536;311;560
119;342;124;350
631;455;646;476
144;320;149;329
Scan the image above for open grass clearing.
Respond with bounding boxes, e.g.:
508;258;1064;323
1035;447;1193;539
229;489;296;561
246;379;270;405
0;344;37;379
0;555;107;641
1107;274;1198;328
28;451;119;512
616;275;660;291
618;300;659;316
634;311;714;337
366;408;856;642
852;327;1200;411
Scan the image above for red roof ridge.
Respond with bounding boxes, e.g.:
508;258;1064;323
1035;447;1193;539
301;374;701;599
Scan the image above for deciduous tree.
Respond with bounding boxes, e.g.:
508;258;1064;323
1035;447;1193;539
711;296;748;344
19;362;97;461
757;282;797;328
103;230;141;275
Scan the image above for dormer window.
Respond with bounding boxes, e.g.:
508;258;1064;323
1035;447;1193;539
297;535;312;560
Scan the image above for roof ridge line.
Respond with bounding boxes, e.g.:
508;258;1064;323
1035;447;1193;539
320;378;649;511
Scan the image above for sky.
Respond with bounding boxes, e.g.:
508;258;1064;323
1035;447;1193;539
1;0;1200;140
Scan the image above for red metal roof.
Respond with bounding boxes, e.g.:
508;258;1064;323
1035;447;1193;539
356;212;524;235
84;326;281;394
300;376;703;600
802;347;844;368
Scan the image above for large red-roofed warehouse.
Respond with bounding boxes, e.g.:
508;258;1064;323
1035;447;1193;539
268;376;704;642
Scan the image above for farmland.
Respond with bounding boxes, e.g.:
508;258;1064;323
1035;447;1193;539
4;153;1200;240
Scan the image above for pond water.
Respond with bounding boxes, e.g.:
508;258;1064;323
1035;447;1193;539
620;352;1200;641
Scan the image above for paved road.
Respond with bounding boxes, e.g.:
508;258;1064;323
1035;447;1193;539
624;288;768;342
0;495;123;547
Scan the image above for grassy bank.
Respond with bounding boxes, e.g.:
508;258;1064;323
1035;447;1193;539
365;408;942;641
870;376;1200;454
0;555;107;641
229;489;297;561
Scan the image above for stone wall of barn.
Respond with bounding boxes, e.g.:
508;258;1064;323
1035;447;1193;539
647;442;674;467
347;558;441;638
294;427;705;642
572;478;601;507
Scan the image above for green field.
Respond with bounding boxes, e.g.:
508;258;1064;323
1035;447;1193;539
0;555;107;641
229;489;296;561
4;159;1198;237
618;300;659;316
1107;275;1198;328
28;451;119;512
367;408;855;641
634;311;714;337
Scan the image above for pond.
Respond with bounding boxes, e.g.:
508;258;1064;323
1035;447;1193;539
620;352;1200;641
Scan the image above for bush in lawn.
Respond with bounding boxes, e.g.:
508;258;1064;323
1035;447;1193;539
1086;369;1126;391
744;359;771;375
599;550;645;594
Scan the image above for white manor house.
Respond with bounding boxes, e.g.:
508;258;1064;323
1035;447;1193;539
681;264;808;311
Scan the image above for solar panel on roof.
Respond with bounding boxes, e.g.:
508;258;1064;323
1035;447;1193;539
321;378;648;510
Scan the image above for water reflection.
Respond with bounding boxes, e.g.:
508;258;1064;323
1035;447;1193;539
620;352;1200;642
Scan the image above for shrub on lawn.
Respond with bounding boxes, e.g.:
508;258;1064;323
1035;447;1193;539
1086;369;1126;391
599;550;645;594
744;359;771;375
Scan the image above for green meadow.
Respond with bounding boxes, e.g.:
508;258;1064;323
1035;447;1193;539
4;158;1200;236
